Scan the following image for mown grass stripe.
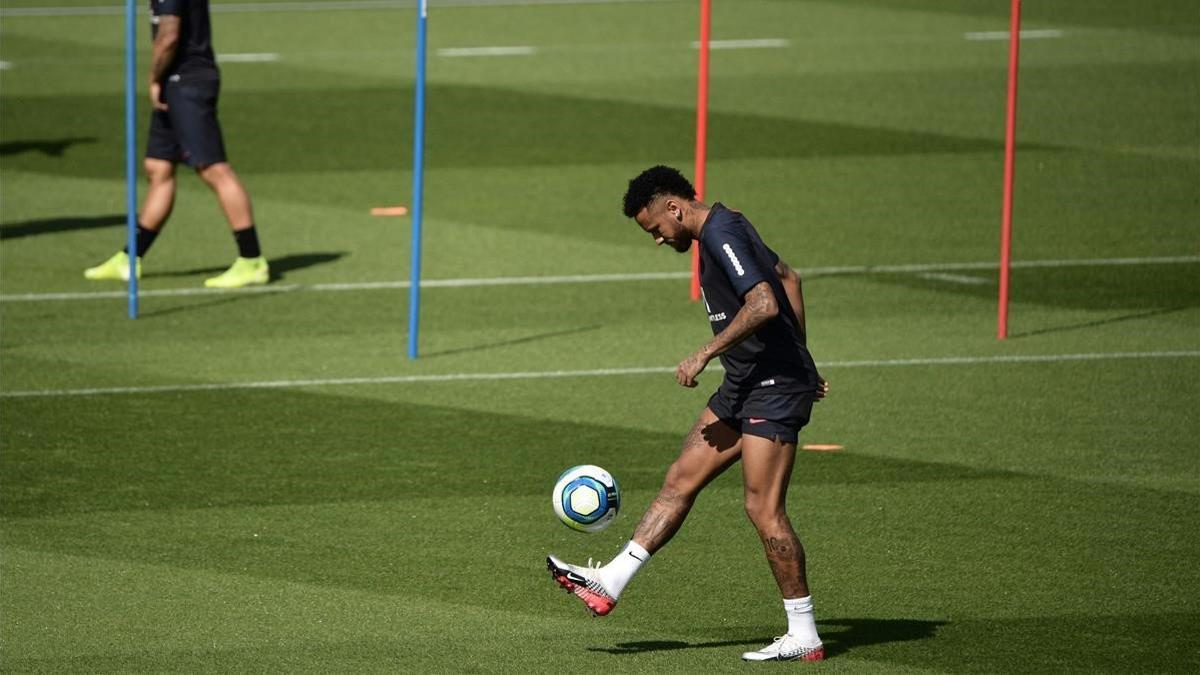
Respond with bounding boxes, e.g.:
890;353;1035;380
0;0;672;17
3;351;1197;399
2;255;1194;304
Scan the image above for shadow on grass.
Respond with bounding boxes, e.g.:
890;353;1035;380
862;611;1200;672
137;289;282;319
132;253;346;317
589;618;945;656
145;252;346;280
819;617;946;657
268;253;347;280
131;254;345;317
0;387;1013;517
4;82;1016;179
1009;304;1193;338
421;325;603;359
871;262;1200;313
588;638;765;655
0;213;124;240
589;612;1199;668
0;136;96;157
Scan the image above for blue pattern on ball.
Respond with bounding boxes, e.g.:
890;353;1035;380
552;464;620;533
560;477;609;524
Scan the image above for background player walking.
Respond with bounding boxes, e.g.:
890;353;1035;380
85;0;268;288
547;165;830;663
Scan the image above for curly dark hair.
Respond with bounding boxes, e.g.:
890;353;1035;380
622;165;696;218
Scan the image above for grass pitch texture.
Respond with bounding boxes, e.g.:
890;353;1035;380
2;0;1198;671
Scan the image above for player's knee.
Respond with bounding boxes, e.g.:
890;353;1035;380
196;162;236;188
143;158;174;183
661;462;705;501
743;494;786;530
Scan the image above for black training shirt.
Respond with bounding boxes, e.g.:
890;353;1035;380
150;0;219;83
698;203;821;395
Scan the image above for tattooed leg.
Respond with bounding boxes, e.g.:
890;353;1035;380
632;488;690;553
742;434;810;598
632;407;742;555
761;524;809;599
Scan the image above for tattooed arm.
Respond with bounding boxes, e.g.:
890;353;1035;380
149;15;181;111
676;281;778;388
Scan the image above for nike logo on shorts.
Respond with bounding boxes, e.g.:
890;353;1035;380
748;418;767;424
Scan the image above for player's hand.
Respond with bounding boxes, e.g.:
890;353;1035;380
815;377;829;401
150;82;168;111
676;352;708;388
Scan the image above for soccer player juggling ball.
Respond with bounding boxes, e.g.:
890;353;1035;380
547;166;830;663
85;0;268;288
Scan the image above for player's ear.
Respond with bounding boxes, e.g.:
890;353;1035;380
667;199;683;222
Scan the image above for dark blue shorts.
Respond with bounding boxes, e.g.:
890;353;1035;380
146;78;227;168
707;387;815;444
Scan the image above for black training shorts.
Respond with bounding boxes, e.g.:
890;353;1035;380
146;78;227;168
707;386;815;444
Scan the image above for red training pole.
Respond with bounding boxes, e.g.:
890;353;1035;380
997;0;1021;339
691;0;711;302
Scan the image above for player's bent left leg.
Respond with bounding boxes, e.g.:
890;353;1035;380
544;408;741;620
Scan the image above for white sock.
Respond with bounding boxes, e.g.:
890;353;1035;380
599;540;650;598
783;596;821;645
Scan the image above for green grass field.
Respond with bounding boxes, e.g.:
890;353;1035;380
2;0;1198;671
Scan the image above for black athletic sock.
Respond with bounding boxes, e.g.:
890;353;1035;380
121;224;161;257
234;225;262;259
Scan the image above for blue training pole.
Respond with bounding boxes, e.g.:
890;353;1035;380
407;0;428;359
125;0;139;318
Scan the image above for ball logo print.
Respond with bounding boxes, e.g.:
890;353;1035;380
551;465;620;533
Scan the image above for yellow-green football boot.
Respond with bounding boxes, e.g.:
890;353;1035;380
204;256;270;288
83;251;140;281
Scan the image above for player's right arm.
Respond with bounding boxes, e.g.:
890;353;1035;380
774;259;806;335
149;15;181;111
774;258;829;400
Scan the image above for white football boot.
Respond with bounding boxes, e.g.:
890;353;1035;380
741;634;825;662
546;554;617;616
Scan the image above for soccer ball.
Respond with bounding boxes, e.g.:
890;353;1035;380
552;465;620;533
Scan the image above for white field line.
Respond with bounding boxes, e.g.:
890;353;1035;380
2;255;1195;304
694;38;790;50
217;52;281;62
437;46;537;58
965;29;1064;41
918;272;990;285
3;351;1198;399
0;61;12;70
0;0;672;17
